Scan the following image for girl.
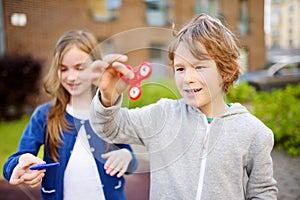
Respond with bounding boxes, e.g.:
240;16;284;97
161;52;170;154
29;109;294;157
3;30;138;200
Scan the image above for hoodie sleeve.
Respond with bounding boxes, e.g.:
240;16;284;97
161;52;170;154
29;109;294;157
89;90;167;146
245;126;278;199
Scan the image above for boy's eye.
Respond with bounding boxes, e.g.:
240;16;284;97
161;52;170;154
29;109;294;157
174;66;184;72
195;65;206;70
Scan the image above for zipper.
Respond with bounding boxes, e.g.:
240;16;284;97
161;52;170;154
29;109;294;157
196;121;211;199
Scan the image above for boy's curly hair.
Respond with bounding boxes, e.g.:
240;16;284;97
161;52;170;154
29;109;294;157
169;14;240;93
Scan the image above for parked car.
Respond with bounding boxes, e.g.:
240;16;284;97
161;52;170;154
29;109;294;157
236;62;300;91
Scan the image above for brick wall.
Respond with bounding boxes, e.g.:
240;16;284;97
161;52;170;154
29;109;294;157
2;0;265;104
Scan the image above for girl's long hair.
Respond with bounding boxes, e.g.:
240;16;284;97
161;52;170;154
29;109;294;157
43;30;101;162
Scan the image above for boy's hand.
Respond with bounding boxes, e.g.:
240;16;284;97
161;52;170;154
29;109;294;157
91;54;134;107
10;153;46;188
101;148;133;178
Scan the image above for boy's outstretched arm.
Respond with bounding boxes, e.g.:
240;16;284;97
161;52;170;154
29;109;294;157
90;54;133;107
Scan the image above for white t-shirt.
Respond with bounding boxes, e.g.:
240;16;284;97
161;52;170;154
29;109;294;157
63;105;105;200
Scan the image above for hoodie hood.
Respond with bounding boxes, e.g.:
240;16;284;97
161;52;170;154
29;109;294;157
220;103;249;119
181;98;249;120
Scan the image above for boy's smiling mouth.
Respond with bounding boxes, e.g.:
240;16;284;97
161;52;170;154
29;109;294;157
184;88;202;93
184;88;202;94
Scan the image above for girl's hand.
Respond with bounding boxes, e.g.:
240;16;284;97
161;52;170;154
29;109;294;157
101;148;133;178
90;54;134;107
9;153;46;188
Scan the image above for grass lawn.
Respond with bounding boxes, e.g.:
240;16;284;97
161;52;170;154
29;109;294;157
0;115;43;179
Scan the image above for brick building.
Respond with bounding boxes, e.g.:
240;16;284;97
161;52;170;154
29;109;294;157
0;0;266;102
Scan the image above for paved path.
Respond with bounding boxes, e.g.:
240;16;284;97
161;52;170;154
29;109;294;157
272;149;300;200
0;149;299;200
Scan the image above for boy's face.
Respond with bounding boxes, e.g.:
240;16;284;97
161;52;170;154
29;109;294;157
173;42;224;113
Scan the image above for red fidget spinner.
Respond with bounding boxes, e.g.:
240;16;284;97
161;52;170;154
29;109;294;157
120;62;152;100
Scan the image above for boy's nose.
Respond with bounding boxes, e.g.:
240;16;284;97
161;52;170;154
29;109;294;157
184;68;197;83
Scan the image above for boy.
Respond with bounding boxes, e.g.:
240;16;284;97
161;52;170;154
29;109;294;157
90;14;278;199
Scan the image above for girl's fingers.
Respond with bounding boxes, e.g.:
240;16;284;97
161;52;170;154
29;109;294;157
102;148;132;177
112;162;126;177
9;154;45;186
9;166;26;185
117;168;127;178
22;170;45;182
9;174;25;185
104;156;127;177
23;171;45;187
106;162;124;177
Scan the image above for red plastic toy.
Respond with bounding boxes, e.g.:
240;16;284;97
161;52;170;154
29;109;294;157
120;62;152;100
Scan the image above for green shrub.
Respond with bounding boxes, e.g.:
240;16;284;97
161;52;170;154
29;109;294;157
252;85;300;156
227;83;300;156
226;82;257;105
0;54;43;121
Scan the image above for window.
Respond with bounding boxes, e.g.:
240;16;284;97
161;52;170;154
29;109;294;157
238;0;249;36
88;0;121;22
10;13;27;26
271;41;280;49
271;7;281;26
289;39;293;48
194;0;220;18
272;29;280;37
145;0;170;26
289;4;294;12
238;48;249;74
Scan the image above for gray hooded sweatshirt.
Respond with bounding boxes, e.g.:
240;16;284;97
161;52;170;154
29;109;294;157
90;93;278;200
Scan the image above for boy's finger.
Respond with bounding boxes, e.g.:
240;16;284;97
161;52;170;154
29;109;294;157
103;54;128;63
112;62;134;79
91;60;110;73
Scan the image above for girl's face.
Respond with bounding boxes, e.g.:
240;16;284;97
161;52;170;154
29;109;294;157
173;42;225;114
58;46;93;100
